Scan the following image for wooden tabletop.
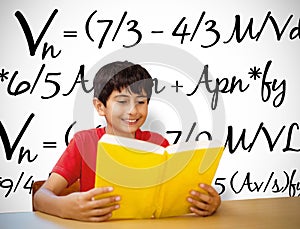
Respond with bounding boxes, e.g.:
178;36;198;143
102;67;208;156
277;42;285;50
1;197;300;229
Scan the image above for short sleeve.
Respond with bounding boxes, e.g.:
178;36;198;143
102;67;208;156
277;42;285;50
52;138;82;186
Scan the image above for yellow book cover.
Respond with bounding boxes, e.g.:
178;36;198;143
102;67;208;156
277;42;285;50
95;134;224;219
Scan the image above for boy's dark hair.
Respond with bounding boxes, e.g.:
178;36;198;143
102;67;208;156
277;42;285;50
93;61;154;106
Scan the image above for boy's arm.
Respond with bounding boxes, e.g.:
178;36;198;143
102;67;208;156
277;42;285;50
33;173;120;222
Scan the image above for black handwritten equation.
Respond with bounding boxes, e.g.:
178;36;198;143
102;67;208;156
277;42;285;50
15;9;300;50
215;169;300;197
1;112;300;165
0;8;292;109
0;59;287;110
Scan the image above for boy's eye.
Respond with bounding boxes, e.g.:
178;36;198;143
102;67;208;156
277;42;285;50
117;100;128;104
137;100;146;104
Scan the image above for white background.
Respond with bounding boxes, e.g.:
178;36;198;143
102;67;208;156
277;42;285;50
0;0;300;212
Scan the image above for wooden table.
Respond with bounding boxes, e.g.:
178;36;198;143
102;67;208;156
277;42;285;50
1;197;299;229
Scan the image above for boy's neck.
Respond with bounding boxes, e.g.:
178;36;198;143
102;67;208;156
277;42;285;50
104;127;136;139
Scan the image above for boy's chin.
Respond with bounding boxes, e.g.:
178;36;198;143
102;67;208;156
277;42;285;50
111;127;139;138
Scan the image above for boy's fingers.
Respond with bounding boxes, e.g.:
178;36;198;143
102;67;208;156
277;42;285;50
188;184;221;216
199;183;219;197
190;188;212;204
89;195;121;209
89;213;112;222
192;191;213;204
190;206;211;217
85;187;114;200
90;204;120;217
188;196;211;210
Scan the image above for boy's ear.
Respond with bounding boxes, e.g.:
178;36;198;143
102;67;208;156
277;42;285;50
93;98;106;116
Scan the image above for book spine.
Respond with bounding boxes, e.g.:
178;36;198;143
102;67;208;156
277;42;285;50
153;151;168;218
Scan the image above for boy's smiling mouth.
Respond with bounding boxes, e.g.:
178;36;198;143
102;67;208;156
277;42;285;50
127;119;137;123
123;119;138;123
122;118;140;125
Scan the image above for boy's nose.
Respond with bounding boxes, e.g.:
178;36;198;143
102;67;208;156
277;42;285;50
128;103;138;115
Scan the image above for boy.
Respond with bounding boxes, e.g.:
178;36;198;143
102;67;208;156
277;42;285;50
34;61;221;222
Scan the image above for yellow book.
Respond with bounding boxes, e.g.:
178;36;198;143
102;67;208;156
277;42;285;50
95;134;224;219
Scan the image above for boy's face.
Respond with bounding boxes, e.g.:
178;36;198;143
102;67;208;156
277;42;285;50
94;87;149;138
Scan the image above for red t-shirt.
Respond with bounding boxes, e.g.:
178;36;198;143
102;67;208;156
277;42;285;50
52;128;169;191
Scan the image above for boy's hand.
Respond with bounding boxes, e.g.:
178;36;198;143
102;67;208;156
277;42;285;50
61;187;120;222
187;183;221;217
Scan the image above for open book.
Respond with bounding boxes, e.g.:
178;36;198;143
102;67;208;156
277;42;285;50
95;134;224;219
